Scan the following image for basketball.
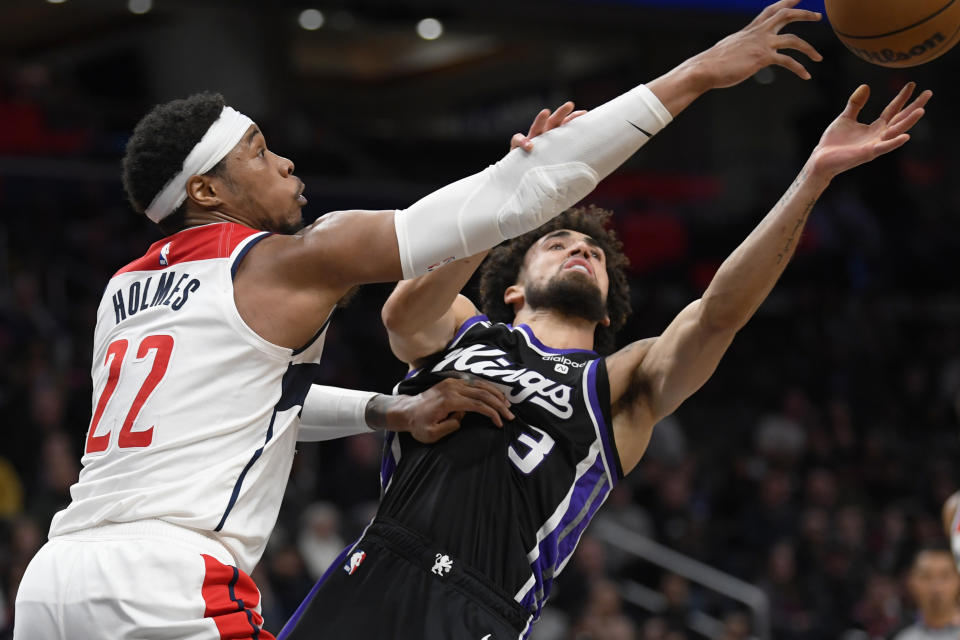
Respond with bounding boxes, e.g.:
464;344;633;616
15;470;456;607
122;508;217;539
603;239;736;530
824;0;960;67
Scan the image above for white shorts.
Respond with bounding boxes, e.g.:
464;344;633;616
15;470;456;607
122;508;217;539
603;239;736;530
14;519;275;640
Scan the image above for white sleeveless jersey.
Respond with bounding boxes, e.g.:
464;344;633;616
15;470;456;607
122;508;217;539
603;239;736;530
49;222;327;573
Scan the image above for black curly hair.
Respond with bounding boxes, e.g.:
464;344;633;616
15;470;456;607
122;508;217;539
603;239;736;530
121;92;230;235
478;205;631;355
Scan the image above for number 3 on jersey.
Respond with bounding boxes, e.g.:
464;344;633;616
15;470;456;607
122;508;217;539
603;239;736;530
508;425;556;474
85;334;174;454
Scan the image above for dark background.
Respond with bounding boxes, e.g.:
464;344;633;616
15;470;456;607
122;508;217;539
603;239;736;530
2;1;960;638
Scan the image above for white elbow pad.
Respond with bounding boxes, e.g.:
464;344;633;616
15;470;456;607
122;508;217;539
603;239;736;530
394;84;672;279
297;385;377;442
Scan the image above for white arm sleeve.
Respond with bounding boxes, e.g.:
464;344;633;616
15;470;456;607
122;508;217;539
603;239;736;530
394;84;673;278
297;385;378;442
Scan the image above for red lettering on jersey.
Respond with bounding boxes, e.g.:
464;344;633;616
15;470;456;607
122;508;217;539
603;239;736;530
84;334;175;455
85;339;128;454
117;334;174;448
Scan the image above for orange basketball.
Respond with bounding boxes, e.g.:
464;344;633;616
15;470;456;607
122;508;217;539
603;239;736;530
825;0;960;67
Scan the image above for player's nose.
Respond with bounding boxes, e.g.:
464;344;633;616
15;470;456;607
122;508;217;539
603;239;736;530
277;154;295;177
568;240;591;258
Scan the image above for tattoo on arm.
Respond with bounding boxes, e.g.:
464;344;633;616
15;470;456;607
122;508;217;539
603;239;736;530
774;172;816;265
776;199;816;265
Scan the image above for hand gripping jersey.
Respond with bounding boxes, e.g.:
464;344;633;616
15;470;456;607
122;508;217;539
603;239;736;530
380;315;622;630
49;222;328;574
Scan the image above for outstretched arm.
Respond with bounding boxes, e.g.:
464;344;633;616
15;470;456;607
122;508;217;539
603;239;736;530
382;104;586;365
392;0;821;280
608;83;931;473
380;1;822;362
240;0;822;349
298;378;514;444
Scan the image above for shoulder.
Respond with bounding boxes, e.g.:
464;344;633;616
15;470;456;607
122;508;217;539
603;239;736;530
450;296;484;334
243;209;400;291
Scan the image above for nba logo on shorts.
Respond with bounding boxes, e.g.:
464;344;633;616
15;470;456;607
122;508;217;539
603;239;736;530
344;550;366;575
159;242;172;266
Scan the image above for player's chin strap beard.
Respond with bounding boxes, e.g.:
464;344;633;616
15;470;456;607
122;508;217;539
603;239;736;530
526;277;606;324
145;106;254;223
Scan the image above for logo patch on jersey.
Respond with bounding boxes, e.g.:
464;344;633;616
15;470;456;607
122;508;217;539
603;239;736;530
159;242;172;266
432;344;574;419
344;550;366;575
554;363;569;374
543;354;586;369
431;553;453;576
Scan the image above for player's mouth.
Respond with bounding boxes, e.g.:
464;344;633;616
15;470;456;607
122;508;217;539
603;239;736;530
296;179;307;206
562;257;593;277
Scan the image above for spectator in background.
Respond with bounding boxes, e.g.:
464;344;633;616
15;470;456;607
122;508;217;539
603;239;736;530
851;572;901;639
715;611;751;640
296;502;345;580
891;549;960;640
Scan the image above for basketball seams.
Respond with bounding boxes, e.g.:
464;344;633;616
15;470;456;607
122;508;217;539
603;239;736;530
840;20;960;67
831;0;956;39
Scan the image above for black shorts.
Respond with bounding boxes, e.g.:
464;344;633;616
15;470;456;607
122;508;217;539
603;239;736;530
280;518;532;639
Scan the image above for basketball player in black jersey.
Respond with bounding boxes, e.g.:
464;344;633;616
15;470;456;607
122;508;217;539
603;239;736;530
280;81;930;639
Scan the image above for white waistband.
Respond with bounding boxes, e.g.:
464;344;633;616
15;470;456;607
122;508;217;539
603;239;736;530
52;519;237;566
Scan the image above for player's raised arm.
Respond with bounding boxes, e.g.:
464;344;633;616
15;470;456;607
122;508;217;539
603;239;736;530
259;0;824;292
648;0;822;115
380;104;588;365
607;83;931;473
387;1;821;283
235;0;822;348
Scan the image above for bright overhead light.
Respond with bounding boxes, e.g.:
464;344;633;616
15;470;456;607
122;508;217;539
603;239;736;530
46;0;67;4
416;17;443;40
128;0;152;14
298;9;324;31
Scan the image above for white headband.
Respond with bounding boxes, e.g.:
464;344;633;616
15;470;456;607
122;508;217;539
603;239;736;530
144;105;254;223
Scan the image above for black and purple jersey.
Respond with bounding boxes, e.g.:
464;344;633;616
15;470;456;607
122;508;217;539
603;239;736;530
379;315;622;634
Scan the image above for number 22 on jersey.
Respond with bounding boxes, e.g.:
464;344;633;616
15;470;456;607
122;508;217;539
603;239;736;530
85;334;174;454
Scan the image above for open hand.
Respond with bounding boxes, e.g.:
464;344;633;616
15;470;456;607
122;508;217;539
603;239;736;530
808;82;931;179
695;0;822;89
385;376;514;443
510;102;587;152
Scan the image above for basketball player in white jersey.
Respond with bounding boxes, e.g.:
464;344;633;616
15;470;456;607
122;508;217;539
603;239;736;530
14;2;825;637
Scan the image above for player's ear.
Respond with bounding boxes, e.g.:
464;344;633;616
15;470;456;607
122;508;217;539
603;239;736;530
503;284;524;312
185;174;226;210
599;313;611;328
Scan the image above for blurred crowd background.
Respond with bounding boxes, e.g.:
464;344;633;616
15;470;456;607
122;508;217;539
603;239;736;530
3;0;960;638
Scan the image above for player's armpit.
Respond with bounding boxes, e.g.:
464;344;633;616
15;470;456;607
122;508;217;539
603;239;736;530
637;299;736;423
607;303;737;473
606;337;657;474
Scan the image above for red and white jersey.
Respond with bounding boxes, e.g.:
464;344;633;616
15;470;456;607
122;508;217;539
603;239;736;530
49;222;327;573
